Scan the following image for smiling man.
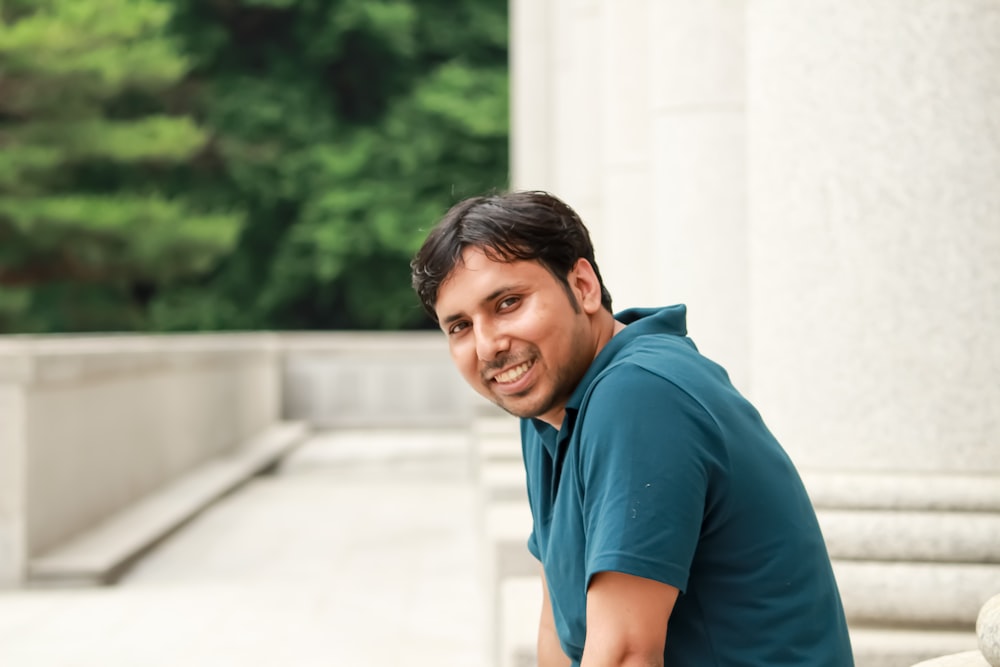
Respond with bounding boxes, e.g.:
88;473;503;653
411;191;854;667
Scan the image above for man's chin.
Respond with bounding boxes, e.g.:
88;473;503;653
492;394;551;421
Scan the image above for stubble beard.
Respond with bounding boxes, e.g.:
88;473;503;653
487;356;579;422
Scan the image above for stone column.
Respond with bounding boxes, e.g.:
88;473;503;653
595;0;655;311
548;0;605;228
747;0;1000;472
646;2;749;388
509;0;553;189
509;0;605;248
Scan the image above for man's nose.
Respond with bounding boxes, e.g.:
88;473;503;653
476;322;510;361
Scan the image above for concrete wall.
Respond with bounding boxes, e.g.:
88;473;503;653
0;334;282;585
280;331;476;428
0;332;475;587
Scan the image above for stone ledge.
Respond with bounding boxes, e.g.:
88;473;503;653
820;510;1000;563
850;627;979;667
912;652;992;667
803;472;1000;512
28;421;309;586
835;561;1000;628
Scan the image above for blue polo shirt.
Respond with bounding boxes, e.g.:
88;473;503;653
522;305;853;666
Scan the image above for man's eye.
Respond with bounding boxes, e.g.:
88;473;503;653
498;296;520;310
448;321;469;335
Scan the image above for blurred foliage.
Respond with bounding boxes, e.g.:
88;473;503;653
0;0;509;332
155;0;509;331
0;0;243;331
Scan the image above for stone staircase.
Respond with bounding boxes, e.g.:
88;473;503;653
808;471;1000;666
472;411;1000;667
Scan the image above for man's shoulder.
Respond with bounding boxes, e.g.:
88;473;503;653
596;332;715;392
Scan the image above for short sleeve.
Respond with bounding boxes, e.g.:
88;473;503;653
527;529;540;560
576;363;722;593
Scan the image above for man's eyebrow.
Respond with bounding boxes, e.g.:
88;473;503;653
440;284;521;326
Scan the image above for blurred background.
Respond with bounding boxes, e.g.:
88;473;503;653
0;0;508;334
2;2;999;666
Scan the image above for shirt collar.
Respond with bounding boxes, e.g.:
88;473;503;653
525;304;688;452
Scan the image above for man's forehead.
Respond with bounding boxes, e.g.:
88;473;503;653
435;249;544;316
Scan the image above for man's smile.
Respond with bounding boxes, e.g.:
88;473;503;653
493;360;534;384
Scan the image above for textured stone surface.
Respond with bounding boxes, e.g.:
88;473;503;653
818;509;1000;563
852;629;978;667
912;652;991;667
804;471;1000;512
979;594;1000;666
747;0;1000;472
834;561;1000;627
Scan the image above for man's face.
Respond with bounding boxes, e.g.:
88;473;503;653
434;247;598;427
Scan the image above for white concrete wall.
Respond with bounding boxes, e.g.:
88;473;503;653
0;334;281;585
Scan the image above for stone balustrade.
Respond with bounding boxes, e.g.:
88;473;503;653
279;331;474;428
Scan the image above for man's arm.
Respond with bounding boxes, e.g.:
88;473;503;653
538;568;571;667
580;571;678;667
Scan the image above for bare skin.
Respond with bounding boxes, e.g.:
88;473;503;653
539;570;571;667
435;247;621;429
434;248;677;665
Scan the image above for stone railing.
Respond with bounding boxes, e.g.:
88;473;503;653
279;331;474;428
0;333;296;587
913;594;1000;667
0;331;471;589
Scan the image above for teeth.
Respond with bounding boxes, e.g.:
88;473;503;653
495;361;532;384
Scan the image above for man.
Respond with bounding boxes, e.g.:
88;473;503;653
411;191;854;666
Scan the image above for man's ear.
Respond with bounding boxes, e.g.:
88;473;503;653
569;258;604;314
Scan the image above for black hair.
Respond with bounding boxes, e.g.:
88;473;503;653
411;190;613;321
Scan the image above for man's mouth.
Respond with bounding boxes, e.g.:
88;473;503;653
493;360;534;384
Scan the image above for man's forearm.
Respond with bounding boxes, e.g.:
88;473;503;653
580;647;663;667
538;624;571;667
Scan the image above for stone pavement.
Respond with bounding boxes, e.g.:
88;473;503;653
0;429;488;667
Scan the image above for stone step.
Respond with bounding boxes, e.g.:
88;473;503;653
834;560;1000;628
849;627;979;667
29;421;308;586
471;435;1000;513
819;509;1000;563
803;471;1000;512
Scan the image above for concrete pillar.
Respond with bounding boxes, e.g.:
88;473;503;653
747;0;1000;472
647;1;749;388
549;0;605;229
596;1;657;311
509;0;605;252
509;0;553;190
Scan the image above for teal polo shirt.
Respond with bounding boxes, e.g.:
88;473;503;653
522;305;853;666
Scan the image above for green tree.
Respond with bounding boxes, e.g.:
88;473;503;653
155;0;509;331
0;0;242;331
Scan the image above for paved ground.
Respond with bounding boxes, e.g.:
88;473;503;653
0;429;488;667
